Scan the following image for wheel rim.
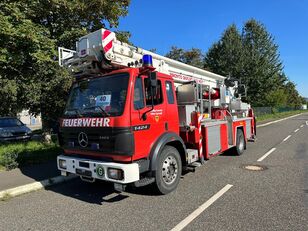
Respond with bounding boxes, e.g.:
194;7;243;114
162;155;178;185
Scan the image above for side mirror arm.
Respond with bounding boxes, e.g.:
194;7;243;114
141;85;155;121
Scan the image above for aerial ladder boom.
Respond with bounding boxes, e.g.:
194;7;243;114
58;28;225;89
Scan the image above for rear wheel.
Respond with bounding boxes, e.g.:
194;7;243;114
234;129;245;155
154;145;182;194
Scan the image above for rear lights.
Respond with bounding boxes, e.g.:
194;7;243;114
59;159;67;169
107;168;124;180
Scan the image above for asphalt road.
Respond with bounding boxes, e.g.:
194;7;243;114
1;114;308;231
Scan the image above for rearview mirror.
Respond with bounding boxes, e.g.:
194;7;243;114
236;84;247;97
149;72;157;88
238;84;246;94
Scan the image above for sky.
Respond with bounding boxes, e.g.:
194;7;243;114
116;0;308;97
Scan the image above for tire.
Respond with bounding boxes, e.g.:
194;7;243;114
154;145;182;194
234;129;245;156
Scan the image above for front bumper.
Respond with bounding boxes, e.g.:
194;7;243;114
57;155;139;184
0;135;31;142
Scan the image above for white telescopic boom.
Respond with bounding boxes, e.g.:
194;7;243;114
59;28;226;88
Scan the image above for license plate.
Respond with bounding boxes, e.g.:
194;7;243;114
96;165;105;178
76;168;92;177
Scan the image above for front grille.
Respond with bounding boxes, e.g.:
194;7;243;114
12;132;27;136
59;127;134;156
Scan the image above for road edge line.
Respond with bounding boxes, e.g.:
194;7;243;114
256;113;302;128
0;175;77;201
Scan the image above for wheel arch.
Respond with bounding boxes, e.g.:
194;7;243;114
149;132;186;172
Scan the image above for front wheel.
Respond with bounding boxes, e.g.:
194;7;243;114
234;129;245;155
154;145;182;194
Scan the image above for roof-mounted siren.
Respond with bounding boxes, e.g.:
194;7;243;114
141;54;156;72
142;54;153;66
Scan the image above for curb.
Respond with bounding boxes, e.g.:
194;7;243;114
0;175;77;201
256;113;303;128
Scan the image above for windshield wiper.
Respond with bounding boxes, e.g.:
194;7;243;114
65;108;83;117
82;106;110;117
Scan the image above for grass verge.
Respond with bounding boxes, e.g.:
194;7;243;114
0;141;61;171
256;110;306;122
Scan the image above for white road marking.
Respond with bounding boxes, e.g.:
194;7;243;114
294;129;299;133
257;114;302;128
170;184;233;231
283;135;292;142
257;148;276;162
300;125;304;128
306;121;308;126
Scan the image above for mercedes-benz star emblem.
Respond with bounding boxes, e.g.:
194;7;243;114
78;132;88;148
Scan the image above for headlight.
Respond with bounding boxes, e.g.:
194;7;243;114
0;130;13;137
107;168;124;180
59;159;67;169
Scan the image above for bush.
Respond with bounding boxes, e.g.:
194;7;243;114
0;152;19;170
0;141;61;170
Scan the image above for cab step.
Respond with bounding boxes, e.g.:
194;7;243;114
189;162;202;167
184;161;203;172
133;177;155;187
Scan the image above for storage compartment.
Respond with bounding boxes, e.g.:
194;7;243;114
178;105;195;126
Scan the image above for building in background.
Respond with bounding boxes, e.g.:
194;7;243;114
301;97;308;110
18;110;42;130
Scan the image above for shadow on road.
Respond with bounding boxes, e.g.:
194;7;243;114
220;148;236;156
18;161;59;182
45;178;126;204
42;175;161;204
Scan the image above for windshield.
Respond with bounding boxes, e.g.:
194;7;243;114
64;73;129;117
0;118;23;127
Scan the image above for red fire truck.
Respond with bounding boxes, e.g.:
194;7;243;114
57;28;256;194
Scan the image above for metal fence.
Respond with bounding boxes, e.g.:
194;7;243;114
253;107;298;116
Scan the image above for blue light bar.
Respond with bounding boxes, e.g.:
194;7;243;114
142;54;153;67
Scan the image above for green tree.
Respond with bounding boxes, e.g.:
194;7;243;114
283;81;302;108
0;0;130;129
24;0;130;48
241;19;284;106
0;2;56;116
204;19;292;107
204;24;243;77
265;89;287;108
166;46;204;68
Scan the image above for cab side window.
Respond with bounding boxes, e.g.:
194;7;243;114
144;78;163;106
134;77;145;110
166;81;175;104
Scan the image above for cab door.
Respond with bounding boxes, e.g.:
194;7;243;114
131;74;166;160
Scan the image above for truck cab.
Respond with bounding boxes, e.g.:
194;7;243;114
58;67;185;193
